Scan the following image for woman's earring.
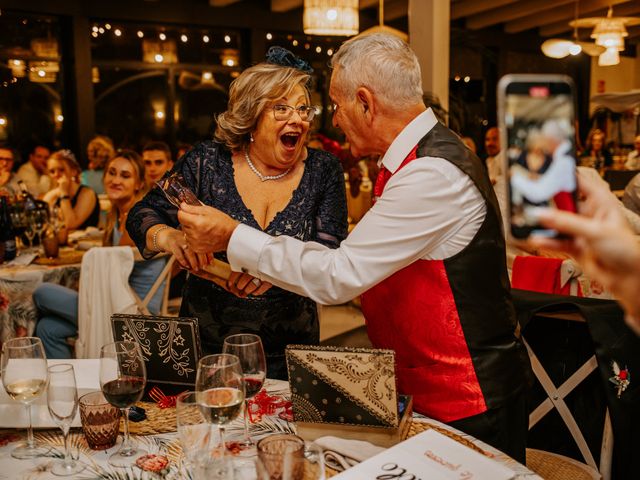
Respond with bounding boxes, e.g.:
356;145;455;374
250;133;255;143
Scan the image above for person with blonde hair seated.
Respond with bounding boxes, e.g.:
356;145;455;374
43;149;100;230
34;150;166;358
81;135;115;195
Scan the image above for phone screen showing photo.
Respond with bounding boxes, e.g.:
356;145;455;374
505;80;577;239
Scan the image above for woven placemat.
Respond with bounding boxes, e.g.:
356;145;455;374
122;402;177;436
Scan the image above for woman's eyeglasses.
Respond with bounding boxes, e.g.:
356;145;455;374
272;104;317;122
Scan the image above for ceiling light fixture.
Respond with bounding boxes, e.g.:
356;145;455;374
303;0;359;36
569;6;640;66
357;0;408;42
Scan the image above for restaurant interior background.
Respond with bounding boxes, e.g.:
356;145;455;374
0;0;638;166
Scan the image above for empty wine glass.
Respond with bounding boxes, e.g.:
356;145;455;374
99;341;147;467
23;213;37;251
196;354;245;456
32;208;49;252
1;337;50;459
223;334;266;455
47;363;85;476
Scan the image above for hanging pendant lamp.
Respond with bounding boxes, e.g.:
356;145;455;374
303;0;359;36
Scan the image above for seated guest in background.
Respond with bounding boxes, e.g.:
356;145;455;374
625;135;640;170
484;126;502;184
142;141;173;188
34;150;166;359
622;172;640;216
0;144;20;196
16;143;51;196
42;149;100;230
580;128;612;171
81;135;115;195
176;34;530;462
127;47;348;380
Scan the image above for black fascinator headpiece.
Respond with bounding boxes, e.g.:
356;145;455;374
265;46;313;74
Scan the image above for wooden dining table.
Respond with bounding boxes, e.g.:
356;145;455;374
0;359;542;479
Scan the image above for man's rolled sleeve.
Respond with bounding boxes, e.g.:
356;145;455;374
227;223;271;276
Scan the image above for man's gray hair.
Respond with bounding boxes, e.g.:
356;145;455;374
330;33;423;110
541;118;573;143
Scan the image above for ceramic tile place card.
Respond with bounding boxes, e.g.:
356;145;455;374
333;429;516;480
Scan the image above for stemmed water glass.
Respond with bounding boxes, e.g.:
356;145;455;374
31;208;49;252
196;354;245;456
222;333;266;454
47;363;85;476
99;341;147;467
23;213;37;251
1;337;49;459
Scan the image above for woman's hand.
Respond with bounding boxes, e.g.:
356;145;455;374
57;174;71;196
156;226;211;271
226;271;272;298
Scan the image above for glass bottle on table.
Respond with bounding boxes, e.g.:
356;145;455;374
1;337;50;459
47;363;85;476
0;196;17;262
222;333;266;455
99;341;147;467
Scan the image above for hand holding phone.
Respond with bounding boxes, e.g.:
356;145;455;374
498;74;578;239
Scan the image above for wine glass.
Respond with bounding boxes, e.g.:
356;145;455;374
47;363;85;476
222;334;266;454
196;354;245;456
99;341;147;467
23;212;37;251
32;208;49;252
157;172;203;208
1;337;49;459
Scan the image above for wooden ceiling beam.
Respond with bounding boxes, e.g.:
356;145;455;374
451;0;518;20
360;0;380;9
505;0;630;34
466;0;576;30
384;0;407;21
540;1;640;36
270;0;302;12
209;0;241;6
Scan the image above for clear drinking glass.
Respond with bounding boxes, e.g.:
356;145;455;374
195;354;245;456
156;172;203;208
1;337;50;459
176;391;212;469
222;333;266;455
47;364;85;476
99;341;147;467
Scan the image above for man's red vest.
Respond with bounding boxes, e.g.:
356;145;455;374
361;124;530;423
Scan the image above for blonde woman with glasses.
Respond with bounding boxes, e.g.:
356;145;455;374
127;47;347;379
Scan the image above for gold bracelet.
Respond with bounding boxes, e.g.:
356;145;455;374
152;225;171;252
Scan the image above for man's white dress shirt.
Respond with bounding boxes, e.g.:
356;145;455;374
228;108;486;304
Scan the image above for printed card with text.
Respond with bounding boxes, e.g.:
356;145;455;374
334;429;516;480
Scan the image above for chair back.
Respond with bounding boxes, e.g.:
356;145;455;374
603;169;640;191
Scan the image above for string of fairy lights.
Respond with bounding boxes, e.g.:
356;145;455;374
89;22;339;64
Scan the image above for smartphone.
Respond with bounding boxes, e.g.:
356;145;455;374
497;74;578;239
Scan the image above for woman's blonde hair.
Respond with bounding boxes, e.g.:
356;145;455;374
87;135;115;170
48;149;82;177
102;149;145;246
215;63;311;151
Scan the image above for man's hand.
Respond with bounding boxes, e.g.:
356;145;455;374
178;203;240;253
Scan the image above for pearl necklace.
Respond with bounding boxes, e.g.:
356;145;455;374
244;148;292;182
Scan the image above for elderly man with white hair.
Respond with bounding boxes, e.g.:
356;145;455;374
510;118;577;211
175;34;532;462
